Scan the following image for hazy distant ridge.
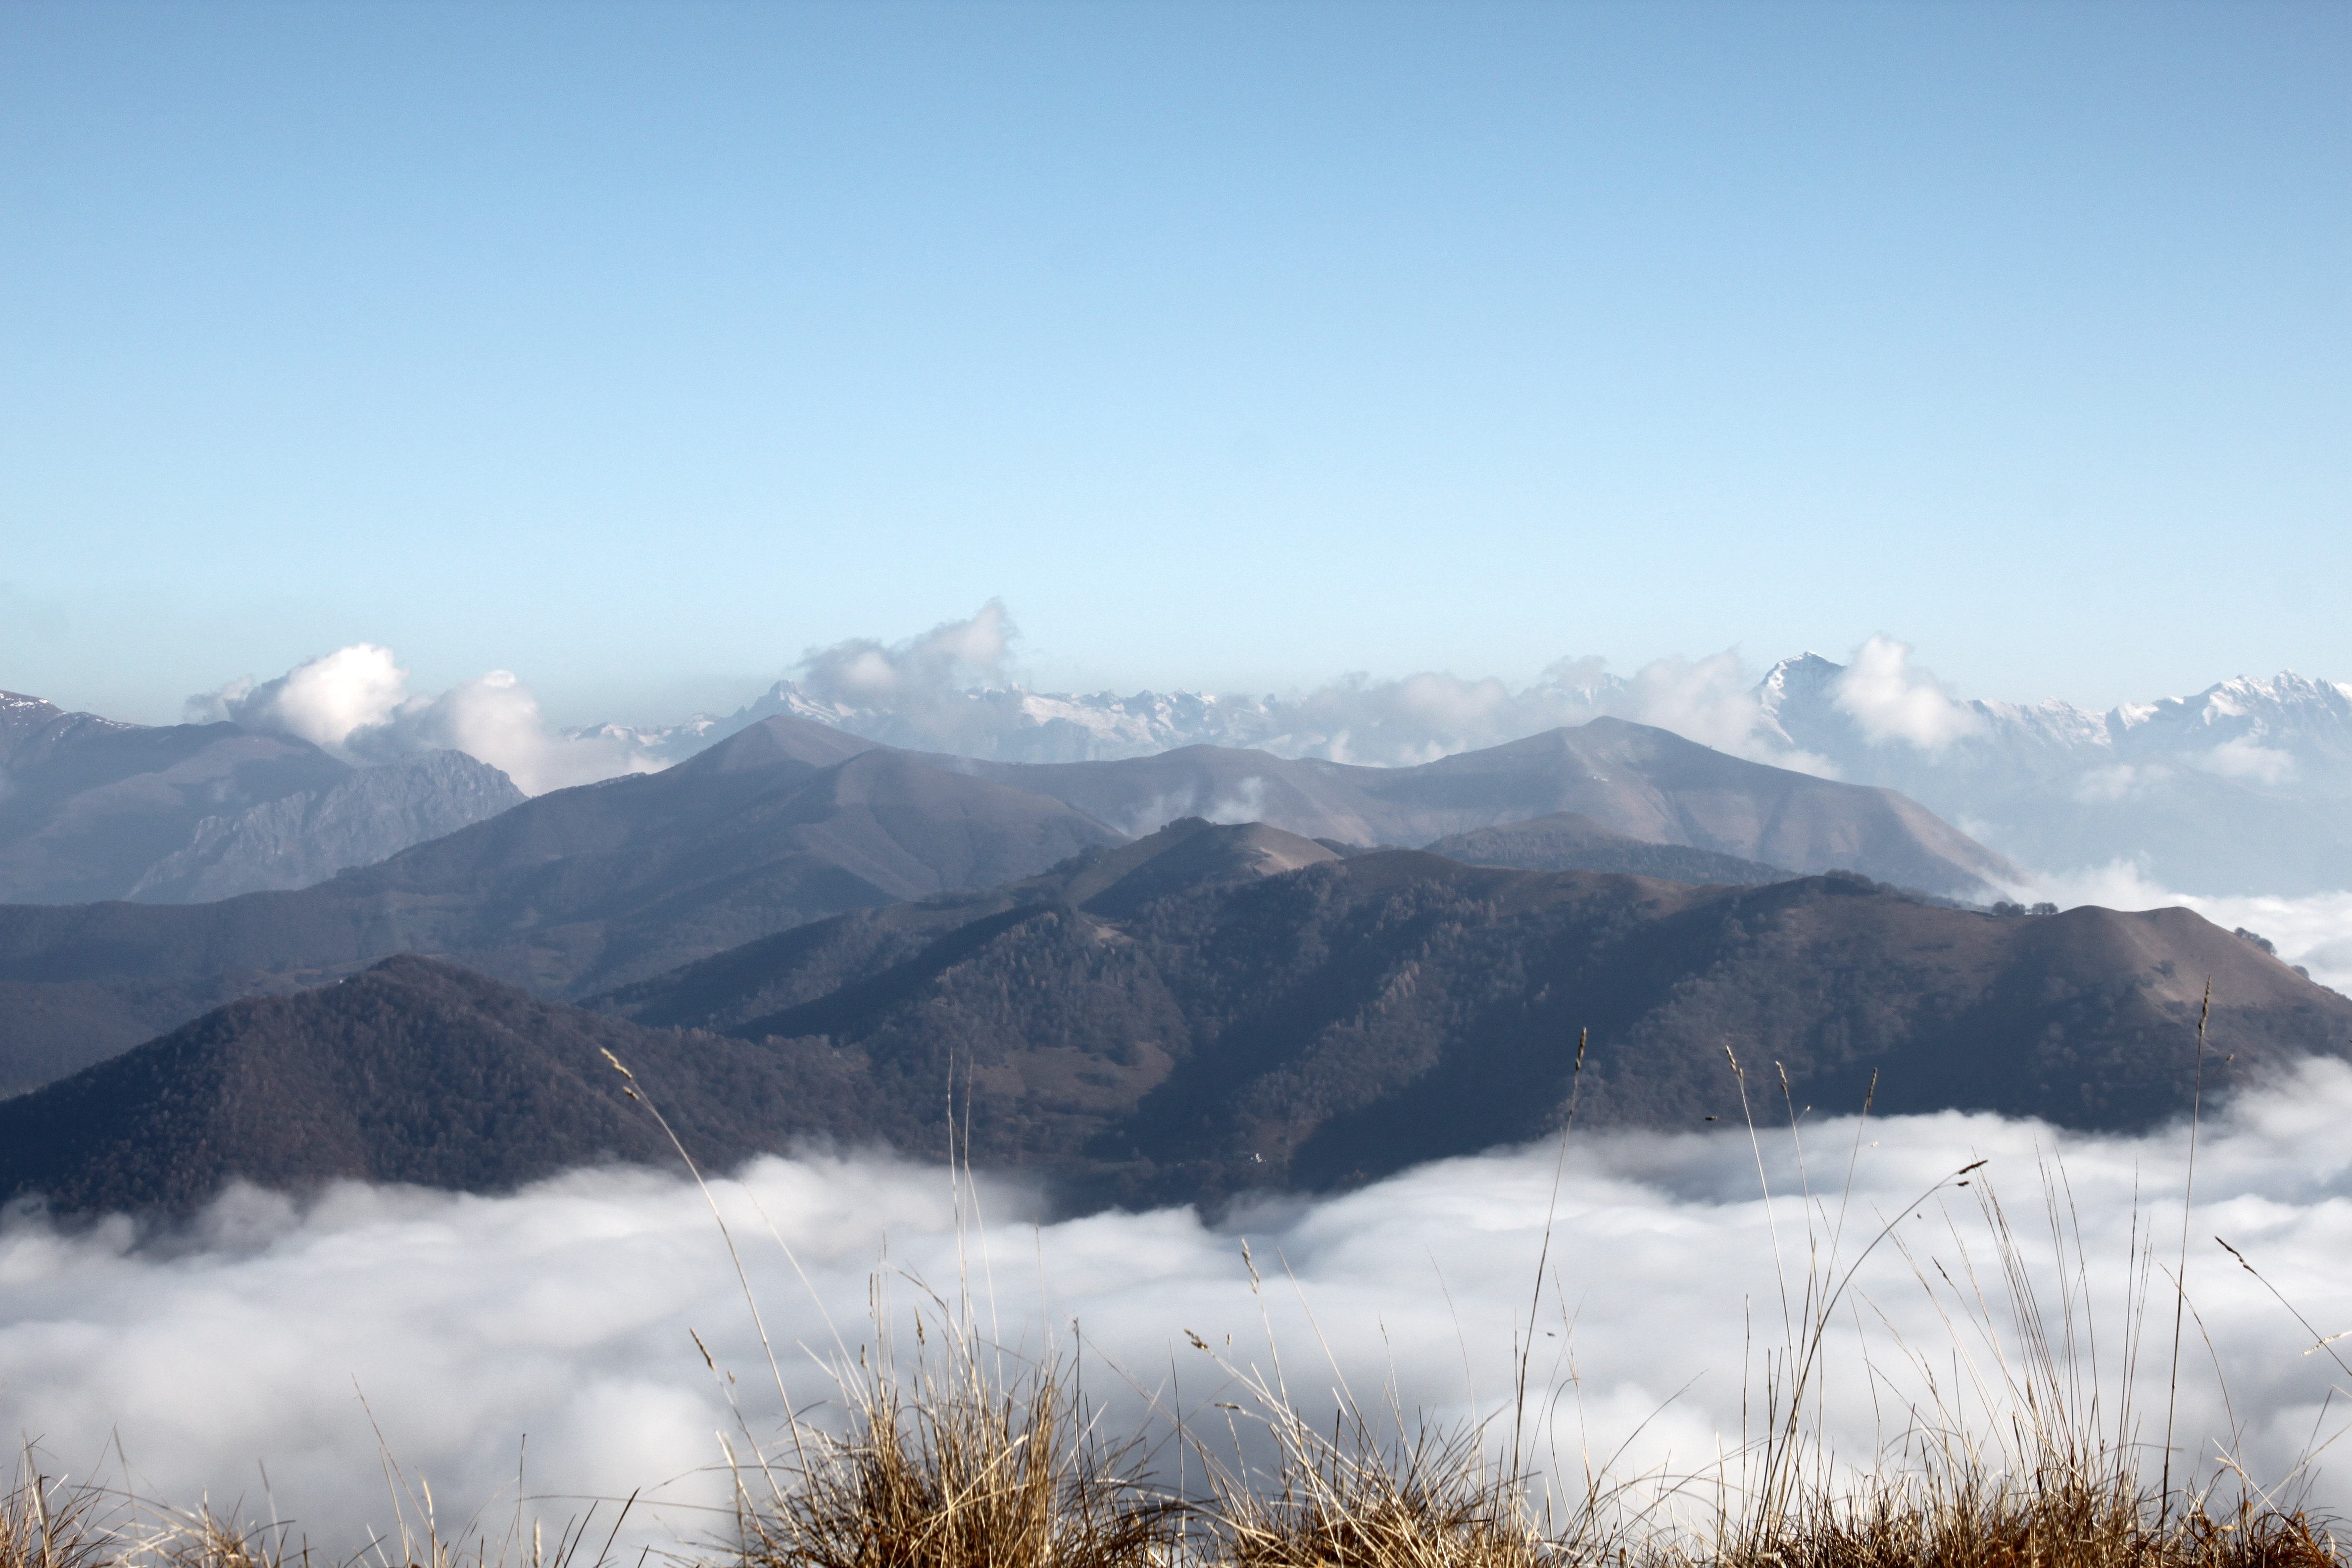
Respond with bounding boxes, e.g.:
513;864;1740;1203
0;689;524;905
586;648;2352;890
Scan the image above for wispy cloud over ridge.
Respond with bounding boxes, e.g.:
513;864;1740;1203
191;645;657;795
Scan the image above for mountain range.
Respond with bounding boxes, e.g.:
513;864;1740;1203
0;713;2008;1100
0;716;1118;1094
6;659;2342;1225
597;817;2346;1210
585;655;2352;892
2;818;2337;1218
26;645;2352;905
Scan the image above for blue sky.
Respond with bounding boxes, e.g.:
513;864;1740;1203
3;1;2345;725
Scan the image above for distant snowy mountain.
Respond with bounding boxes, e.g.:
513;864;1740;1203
582;654;2352;894
576;679;1285;764
1756;655;2352;893
576;666;1637;770
1759;654;2352;790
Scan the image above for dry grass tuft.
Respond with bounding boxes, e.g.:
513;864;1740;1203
1723;1470;2339;1568
733;1320;1182;1568
137;1509;296;1568
1214;1416;1553;1568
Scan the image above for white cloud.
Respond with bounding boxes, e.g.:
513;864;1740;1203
2070;763;2149;803
1617;651;1835;774
2199;736;2298;786
1202;775;1268;825
1104;777;1270;837
1832;635;1985;751
191;648;661;796
798;600;1017;708
194;644;411;750
371;669;657;795
7;1074;2352;1555
1272;671;1535;768
774;602;1041;759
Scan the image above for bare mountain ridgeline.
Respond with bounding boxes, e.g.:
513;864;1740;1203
1;816;2341;1218
919;717;2020;896
122;750;528;902
0;695;2008;918
0;689;526;905
0;713;2012;1097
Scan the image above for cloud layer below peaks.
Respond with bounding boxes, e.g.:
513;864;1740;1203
6;1061;2351;1553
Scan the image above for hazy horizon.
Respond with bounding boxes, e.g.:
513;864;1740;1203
16;613;2352;737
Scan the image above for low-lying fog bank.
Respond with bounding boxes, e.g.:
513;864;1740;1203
4;1060;2350;1551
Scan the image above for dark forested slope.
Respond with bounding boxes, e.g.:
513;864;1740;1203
4;822;2341;1218
0;956;867;1213
606;819;2347;1210
1421;811;1789;883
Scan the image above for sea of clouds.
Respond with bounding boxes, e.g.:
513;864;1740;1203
6;1061;2351;1555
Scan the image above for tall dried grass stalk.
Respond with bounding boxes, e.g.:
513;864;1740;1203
0;1463;108;1568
